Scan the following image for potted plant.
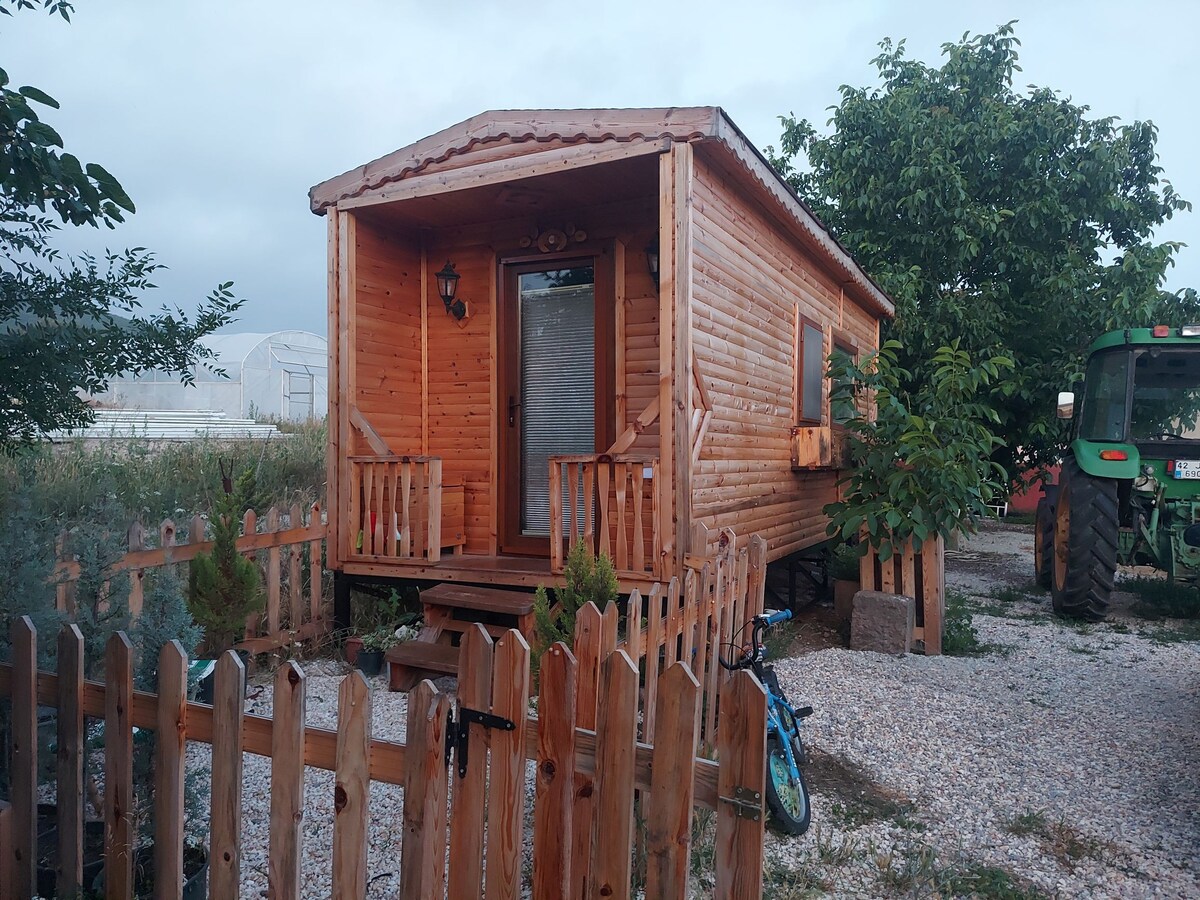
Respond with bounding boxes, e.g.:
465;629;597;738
356;626;398;677
344;586;408;664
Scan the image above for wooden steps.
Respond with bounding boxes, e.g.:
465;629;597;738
385;641;459;676
387;583;538;691
420;583;535;617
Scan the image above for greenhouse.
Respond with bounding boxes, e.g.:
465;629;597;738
95;330;327;422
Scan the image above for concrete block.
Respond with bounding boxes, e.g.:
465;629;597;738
850;590;915;655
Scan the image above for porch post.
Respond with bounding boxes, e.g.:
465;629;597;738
659;143;695;580
336;210;358;565
672;142;695;577
657;149;677;578
326;209;342;572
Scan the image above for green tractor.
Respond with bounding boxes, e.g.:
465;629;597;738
1035;326;1200;620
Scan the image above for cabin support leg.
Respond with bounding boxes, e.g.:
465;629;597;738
333;571;353;635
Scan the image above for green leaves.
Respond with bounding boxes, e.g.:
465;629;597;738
773;23;1198;474
85;162;135;213
823;342;1013;554
0;6;243;451
16;84;57;108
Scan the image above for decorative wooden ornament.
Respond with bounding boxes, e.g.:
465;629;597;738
519;222;588;253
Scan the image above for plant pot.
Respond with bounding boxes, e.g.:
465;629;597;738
356;649;384;677
35;803;208;898
344;635;364;666
833;579;860;625
192;649;252;704
192;658;217;705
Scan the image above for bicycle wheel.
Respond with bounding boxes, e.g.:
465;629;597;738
765;735;811;835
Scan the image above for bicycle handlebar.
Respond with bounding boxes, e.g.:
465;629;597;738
718;609;792;671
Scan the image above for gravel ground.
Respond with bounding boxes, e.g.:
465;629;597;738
763;522;1200;899
184;521;1199;898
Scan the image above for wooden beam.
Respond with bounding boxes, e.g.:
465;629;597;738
691;347;713;413
614;238;628;432
421;236;430;456
488;247;500;555
606;396;660;455
673;142;695;575
349;405;393;456
337;211;357;563
337;138;671;212
658;150;676;575
326;211;341;571
691;410;712;467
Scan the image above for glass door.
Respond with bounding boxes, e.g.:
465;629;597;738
500;258;611;555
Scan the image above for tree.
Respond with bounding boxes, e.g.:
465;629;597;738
187;466;264;655
0;0;244;452
824;340;1013;557
769;23;1200;476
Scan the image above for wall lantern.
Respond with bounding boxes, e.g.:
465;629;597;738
645;240;660;290
435;260;468;320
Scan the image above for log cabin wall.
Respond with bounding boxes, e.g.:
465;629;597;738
688;149;878;561
352;217;424;455
420;240;493;553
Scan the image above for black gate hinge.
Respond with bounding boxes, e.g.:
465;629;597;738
444;705;516;777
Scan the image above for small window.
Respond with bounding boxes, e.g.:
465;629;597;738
830;340;858;425
796;317;824;423
798;320;824;422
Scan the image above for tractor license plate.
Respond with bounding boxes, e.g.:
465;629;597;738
1174;460;1200;479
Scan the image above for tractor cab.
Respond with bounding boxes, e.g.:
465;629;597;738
1037;326;1200;619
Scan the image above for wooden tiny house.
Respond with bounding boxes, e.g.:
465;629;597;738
311;107;893;599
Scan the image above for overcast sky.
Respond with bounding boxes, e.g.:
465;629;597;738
4;0;1197;334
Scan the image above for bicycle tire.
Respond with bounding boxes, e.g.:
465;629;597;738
765;735;811;835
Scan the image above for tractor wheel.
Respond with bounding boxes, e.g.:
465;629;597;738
1051;459;1117;621
1033;485;1058;590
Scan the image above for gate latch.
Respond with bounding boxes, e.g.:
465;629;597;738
445;706;516;777
718;785;763;821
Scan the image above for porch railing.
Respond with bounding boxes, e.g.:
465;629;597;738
549;454;661;580
348;455;464;563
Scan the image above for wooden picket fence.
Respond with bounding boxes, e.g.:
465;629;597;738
618;526;768;752
53;503;329;654
0;610;767;899
859;534;946;654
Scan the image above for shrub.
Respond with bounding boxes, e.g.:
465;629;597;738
0;420;326;529
532;542;618;673
943;591;984;656
0;484;61;667
187;467;264;655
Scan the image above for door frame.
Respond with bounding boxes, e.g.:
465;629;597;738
496;243;617;556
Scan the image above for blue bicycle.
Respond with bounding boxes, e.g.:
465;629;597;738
720;608;813;835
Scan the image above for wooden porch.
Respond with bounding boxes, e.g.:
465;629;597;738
344;451;663;591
